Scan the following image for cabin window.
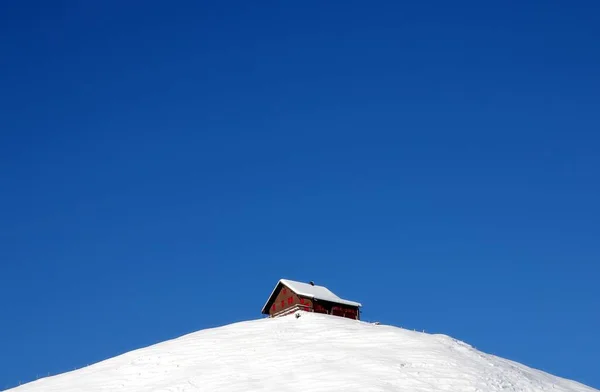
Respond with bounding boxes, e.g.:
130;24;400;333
271;304;276;311
300;298;305;304
281;300;285;308
283;288;287;294
288;297;293;305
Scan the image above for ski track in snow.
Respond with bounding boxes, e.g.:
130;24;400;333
5;313;597;392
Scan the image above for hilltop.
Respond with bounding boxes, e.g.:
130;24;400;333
5;312;597;392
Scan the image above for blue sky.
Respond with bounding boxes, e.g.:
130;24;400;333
1;0;599;389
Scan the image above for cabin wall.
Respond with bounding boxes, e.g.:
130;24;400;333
268;285;313;316
335;306;359;320
313;301;360;320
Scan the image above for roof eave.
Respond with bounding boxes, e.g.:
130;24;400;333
260;280;286;314
312;297;362;308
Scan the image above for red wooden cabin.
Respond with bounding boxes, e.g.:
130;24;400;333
261;279;361;320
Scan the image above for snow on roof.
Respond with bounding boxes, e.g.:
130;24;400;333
262;279;362;314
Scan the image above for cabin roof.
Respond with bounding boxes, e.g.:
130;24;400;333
261;279;362;314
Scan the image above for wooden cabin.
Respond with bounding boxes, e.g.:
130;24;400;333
261;279;361;319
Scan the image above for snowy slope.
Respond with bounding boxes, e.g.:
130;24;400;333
5;312;597;392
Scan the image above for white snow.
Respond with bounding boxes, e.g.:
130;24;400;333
5;312;597;392
261;279;362;313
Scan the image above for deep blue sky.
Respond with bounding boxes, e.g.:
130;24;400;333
1;1;599;390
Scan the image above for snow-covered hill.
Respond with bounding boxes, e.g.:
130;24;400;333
5;312;597;392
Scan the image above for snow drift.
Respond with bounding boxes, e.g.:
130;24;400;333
5;312;597;392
